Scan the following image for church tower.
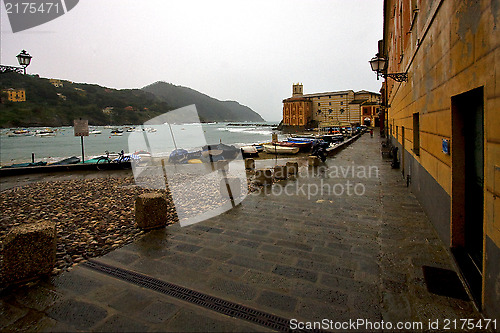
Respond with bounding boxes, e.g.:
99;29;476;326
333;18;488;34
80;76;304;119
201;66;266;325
292;83;303;97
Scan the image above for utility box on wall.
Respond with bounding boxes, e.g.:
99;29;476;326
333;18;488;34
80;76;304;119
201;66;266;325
442;139;450;155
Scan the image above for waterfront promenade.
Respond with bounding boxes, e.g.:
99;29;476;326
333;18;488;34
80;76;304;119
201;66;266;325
0;131;486;332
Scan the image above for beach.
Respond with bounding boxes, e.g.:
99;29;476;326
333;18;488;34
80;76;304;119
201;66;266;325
0;174;165;273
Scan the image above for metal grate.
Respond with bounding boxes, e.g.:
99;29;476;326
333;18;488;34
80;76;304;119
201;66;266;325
82;260;307;332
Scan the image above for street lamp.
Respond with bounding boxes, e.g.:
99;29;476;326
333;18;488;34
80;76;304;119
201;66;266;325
16;50;32;74
0;50;32;74
369;55;407;82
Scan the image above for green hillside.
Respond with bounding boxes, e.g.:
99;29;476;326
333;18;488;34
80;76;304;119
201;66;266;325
0;73;264;128
0;73;171;128
142;81;265;122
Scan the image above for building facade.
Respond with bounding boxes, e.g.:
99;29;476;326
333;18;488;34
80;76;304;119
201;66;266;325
282;84;380;129
282;84;312;126
2;88;26;102
381;0;499;318
49;79;63;88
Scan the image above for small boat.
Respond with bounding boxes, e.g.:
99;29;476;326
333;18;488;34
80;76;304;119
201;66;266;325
134;150;152;158
50;156;81;165
2;161;47;168
35;128;56;137
169;149;189;164
110;128;123;136
252;144;264;153
89;130;102;135
319;134;344;144
8;129;31;137
263;144;299;155
241;146;259;158
280;140;312;152
201;143;239;161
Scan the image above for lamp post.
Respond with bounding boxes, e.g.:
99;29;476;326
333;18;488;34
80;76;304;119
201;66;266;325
369;55;407;82
16;50;32;74
0;50;32;74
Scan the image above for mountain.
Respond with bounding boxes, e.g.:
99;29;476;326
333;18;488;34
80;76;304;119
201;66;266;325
0;73;264;128
142;81;264;122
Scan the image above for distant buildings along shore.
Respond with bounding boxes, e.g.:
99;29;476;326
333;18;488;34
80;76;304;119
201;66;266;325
282;83;381;130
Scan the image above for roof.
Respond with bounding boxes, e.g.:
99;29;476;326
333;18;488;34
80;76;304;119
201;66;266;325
302;90;353;98
283;96;310;102
349;98;368;104
355;90;380;95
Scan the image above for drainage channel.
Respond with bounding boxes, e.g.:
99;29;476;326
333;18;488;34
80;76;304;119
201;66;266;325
82;259;310;332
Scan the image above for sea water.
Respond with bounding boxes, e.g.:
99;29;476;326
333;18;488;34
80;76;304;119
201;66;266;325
0;122;282;166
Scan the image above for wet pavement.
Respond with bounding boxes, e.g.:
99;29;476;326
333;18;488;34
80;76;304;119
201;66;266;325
0;131;487;332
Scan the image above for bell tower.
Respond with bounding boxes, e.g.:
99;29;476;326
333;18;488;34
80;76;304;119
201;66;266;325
292;83;303;97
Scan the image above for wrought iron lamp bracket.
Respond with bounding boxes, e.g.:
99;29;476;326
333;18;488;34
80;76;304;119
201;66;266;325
384;72;408;82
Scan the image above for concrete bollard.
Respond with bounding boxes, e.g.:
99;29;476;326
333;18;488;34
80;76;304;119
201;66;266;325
273;165;288;180
286;162;299;176
245;158;255;170
135;193;169;230
1;222;56;285
308;156;320;167
254;168;273;185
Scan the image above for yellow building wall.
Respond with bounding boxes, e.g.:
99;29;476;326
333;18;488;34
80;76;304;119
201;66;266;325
311;91;354;125
3;89;26;102
283;100;311;126
384;0;499;312
387;0;499;245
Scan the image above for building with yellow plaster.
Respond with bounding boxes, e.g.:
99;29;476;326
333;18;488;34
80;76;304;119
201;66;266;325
380;0;499;318
49;79;63;88
282;84;380;130
2;88;26;102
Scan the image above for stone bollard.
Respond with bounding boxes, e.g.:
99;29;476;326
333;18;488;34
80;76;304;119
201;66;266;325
273;165;288;180
135;193;169;230
1;222;56;285
308;156;320;167
254;168;273;185
286;161;299;176
245;158;255;171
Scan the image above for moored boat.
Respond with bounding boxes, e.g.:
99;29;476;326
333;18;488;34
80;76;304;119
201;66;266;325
35;128;56;137
201;143;239;161
263;144;299;155
252;144;265;152
8;129;31;137
281;140;313;152
319;134;344;144
110;128;123;136
241;145;259;158
50;156;81;165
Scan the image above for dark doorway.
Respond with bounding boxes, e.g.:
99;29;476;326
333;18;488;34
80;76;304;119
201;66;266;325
451;87;484;306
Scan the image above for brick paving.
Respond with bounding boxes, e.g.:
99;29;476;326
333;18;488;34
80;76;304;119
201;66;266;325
0;131;486;332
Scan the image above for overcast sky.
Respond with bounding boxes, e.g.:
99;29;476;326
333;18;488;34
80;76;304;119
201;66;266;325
1;0;383;121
